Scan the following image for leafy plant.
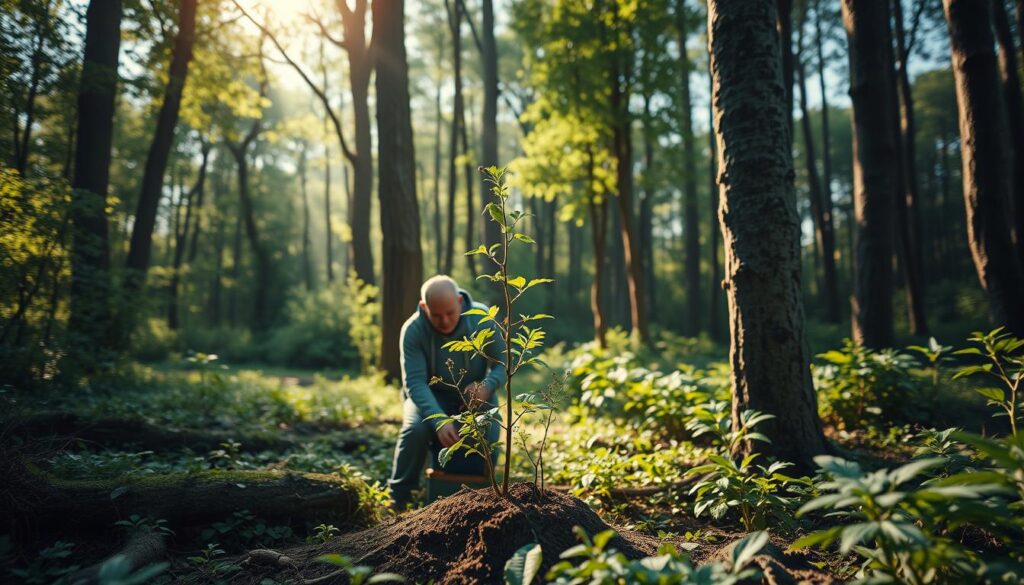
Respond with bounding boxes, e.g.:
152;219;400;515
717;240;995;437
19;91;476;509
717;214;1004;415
429;166;558;497
310;523;340;544
687;453;808;532
953;328;1024;435
9;541;80;585
907;337;953;388
316;554;405;585
793;455;1014;584
114;515;175;537
543;526;765;584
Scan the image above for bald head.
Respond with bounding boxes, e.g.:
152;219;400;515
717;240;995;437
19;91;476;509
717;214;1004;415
419;275;462;335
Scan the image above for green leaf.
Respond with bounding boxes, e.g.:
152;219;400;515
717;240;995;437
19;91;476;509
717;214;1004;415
513;233;536;245
507;276;526;289
839;522;879;553
975;387;1005;402
486;203;506;228
525;278;554;289
731;531;768;570
465;245;489;256
503;545;544;585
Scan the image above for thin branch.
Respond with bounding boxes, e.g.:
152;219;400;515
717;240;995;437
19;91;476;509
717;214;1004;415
457;0;484;55
302;11;347;49
230;0;357;164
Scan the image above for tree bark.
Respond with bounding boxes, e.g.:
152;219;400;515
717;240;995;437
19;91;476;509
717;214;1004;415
124;0;198;301
992;0;1024;266
777;0;795;138
708;0;828;468
843;0;898;349
796;12;841;324
480;0;501;301
944;0;1024;335
588;184;609;348
893;0;929;336
373;0;424;380
338;0;376;286
68;0;122;360
676;2;702;338
708;87;722;341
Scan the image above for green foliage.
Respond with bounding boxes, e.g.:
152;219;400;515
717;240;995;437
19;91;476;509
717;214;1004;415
505;543;544;585
907;337;953;387
794;455;1020;583
316;554;405;584
8;541;80;585
199;509;293;549
814;340;926;430
309;523;340;544
543;526;765;584
952;328;1024;435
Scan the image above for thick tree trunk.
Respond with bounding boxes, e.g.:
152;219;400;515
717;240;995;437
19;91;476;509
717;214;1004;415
68;0;122;359
796;18;841;324
123;0;197;300
676;2;702;337
893;0;929;336
944;0;1024;335
373;0;424;380
708;0;827;469
992;0;1024;265
843;0;898;349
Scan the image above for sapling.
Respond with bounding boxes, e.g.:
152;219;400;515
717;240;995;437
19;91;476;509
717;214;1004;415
953;328;1024;435
426;166;559;498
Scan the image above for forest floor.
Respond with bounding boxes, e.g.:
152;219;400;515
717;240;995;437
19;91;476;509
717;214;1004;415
0;330;1004;584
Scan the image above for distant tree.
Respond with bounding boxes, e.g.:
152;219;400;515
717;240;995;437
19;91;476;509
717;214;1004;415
943;0;1024;335
675;0;702;337
373;0;424;379
843;0;899;349
168;138;211;330
68;0;123;360
992;0;1024;265
708;0;828;467
123;0;198;310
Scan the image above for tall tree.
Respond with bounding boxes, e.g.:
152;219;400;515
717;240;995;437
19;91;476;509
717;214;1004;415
708;0;827;467
777;0;795;136
708;80;723;341
992;0;1024;265
480;0;501;295
796;3;840;323
68;0;123;358
675;0;701;337
168;139;211;330
373;0;424;379
944;0;1024;335
843;0;898;349
814;0;837;303
124;0;198;305
892;0;929;336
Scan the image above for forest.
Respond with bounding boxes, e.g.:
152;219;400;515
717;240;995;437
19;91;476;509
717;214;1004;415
2;0;1024;582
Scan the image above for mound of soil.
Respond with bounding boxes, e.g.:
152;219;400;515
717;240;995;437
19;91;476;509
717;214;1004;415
250;482;665;584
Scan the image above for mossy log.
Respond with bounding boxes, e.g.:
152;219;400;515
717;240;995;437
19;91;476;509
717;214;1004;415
8;412;368;453
6;466;370;534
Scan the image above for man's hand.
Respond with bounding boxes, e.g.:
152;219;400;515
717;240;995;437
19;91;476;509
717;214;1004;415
436;422;459;448
464;382;491;405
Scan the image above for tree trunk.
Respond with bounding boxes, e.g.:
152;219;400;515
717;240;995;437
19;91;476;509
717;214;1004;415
324;140;334;283
796;14;841;324
708;0;828;469
14;23;47;175
545;198;557;314
460;87;477;277
944;0;1024;335
433;51;445;273
814;0;836;306
843;0;898;349
228;143;271;332
610;52;649;345
992;0;1024;265
676;2;702;338
123;0;198;300
373;0;424;380
640;101;656;317
777;0;795;138
299;142;313;291
708;89;722;341
444;1;459;276
168;141;210;330
480;0;501;301
588;170;609;349
68;0;122;360
893;0;929;336
340;0;375;286
229;214;242;326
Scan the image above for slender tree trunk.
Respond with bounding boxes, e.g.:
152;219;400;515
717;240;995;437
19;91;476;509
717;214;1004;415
893;0;929;336
209;214;225;326
480;0;501;300
68;0;122;359
708;89;722;341
299;142;313;291
373;0;424;380
433;52;444;273
324;140;334;283
676;2;702;337
460;90;477;277
641;99;656;317
993;0;1024;265
797;15;841;323
814;0;836;299
168;142;210;330
843;0;898;349
123;0;198;302
15;24;47;175
588;156;608;349
708;0;827;469
334;0;375;286
444;0;460;276
944;0;1024;335
227;143;271;332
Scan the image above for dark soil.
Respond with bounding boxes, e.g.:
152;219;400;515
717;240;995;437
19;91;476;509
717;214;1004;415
238;482;667;584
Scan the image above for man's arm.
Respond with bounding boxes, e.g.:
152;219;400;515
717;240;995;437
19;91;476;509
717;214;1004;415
400;321;445;420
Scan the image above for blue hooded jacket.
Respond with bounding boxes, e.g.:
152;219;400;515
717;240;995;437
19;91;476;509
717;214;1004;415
399;289;508;419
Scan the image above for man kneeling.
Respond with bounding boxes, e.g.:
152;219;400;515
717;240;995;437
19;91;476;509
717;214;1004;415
387;275;506;509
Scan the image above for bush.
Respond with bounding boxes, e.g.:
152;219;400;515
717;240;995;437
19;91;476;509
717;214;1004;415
129;318;180;362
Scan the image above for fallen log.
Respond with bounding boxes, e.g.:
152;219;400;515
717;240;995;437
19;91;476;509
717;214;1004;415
6;412;369;453
5;465;373;535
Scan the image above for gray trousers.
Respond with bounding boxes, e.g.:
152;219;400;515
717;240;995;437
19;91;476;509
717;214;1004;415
387;397;500;506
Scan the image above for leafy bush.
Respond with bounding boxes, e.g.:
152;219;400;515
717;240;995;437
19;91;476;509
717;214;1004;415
128;318;179;362
813;340;927;430
953;328;1024;435
265;279;360;369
